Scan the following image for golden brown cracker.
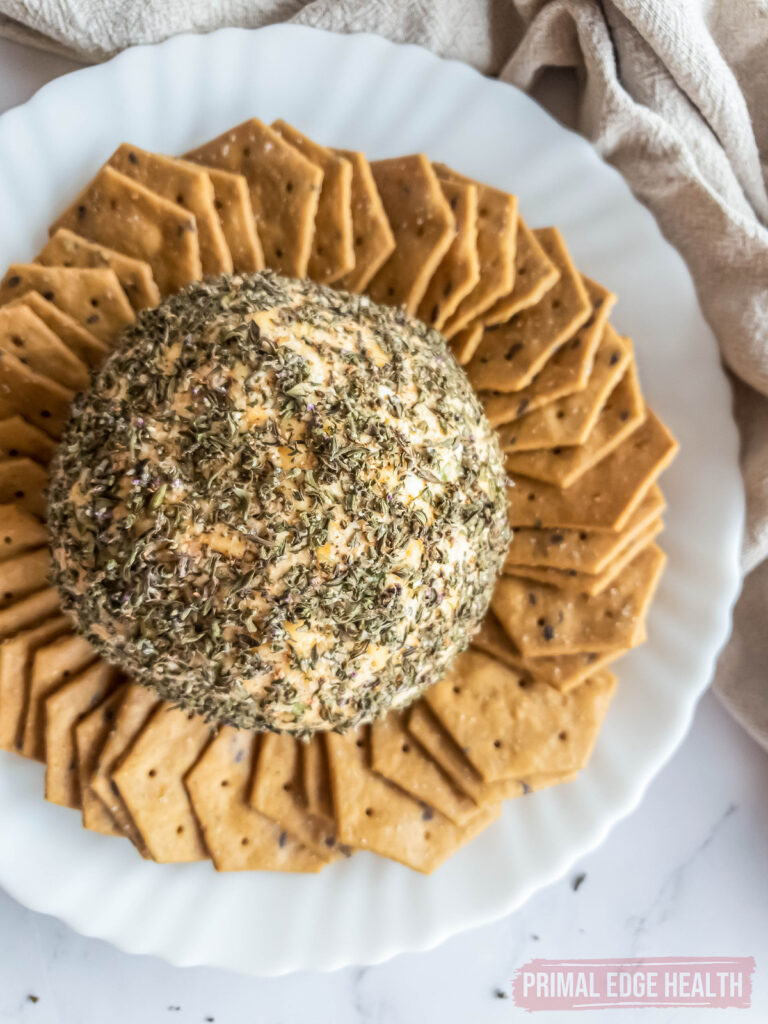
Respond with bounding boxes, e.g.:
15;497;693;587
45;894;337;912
0;614;70;751
0;417;57;464
0;304;89;391
74;685;126;836
466;228;591;392
0;503;47;559
0;547;49;609
187;728;324;873
367;155;456;314
482;218;559;326
205;166;265;273
0;587;60;642
0;349;72;439
50;165;203;296
0;458;48;516
186;118;323;278
333;149;396;293
417;177;479;329
111;703;211;862
326;726;499;873
301;735;334;824
4;293;108;369
449;321;483;366
272;121;354;284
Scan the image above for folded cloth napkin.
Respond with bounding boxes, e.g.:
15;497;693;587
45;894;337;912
1;0;767;749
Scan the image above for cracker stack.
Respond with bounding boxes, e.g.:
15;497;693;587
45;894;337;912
0;119;677;873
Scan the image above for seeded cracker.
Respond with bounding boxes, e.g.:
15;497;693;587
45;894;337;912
507;411;677;530
44;660;121;808
0;615;70;751
201;166;264;273
4;293;108;369
333;149;396;293
272;121;355;284
466;228;591;392
0;416;57;464
74;685;126;836
185;118;323;278
417;176;480;330
482;218;560;326
0;350;73;438
435;165;518;338
187;728;324;872
20;633;97;761
425;649;616;782
0;504;47;558
326;727;500;873
0;265;134;345
0;589;60;642
50;165;203;297
111;703;211;863
449;322;484;366
367;155;456;314
0;458;48;516
0;304;89;391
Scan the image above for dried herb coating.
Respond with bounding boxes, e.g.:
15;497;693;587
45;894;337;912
49;272;509;734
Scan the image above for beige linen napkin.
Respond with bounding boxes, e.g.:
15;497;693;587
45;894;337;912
1;0;766;749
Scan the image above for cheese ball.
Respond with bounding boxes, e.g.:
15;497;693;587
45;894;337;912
49;273;509;734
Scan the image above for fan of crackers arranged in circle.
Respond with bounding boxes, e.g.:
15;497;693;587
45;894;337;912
0;119;677;874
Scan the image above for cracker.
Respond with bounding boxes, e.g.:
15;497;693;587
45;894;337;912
466;228;591;392
250;733;344;862
425;649;616;782
334;149;396;293
272;121;355;284
482;218;559;326
371;711;480;825
0;304;89;391
90;683;159;857
449;322;483;366
326;727;500;874
185;118;323;278
481;279;617;426
50;165;203;296
472;611;626;692
0;504;47;559
503;484;665;574
74;685;126;836
187;728;324;873
37;227;160;312
0;458;48;516
301;735;334;824
497;326;630;452
435;166;518;337
19;632;97;761
4;293;108;369
0;615;70;751
506;411;677;531
111;703;212;862
44;660;121;808
205;166;265;273
367;155;456;314
0;547;49;609
505;360;646;487
108;144;232;276
0;588;60;642
0;350;72;439
0;264;134;345
492;544;666;656
417;176;479;329
0;417;57;464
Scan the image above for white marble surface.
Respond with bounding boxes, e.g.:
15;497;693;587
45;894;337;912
0;36;766;1023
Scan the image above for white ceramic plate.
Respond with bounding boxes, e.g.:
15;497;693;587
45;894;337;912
0;25;743;976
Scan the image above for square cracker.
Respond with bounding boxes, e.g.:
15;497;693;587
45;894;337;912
0;416;57;464
205;166;264;273
0;457;49;516
505;360;646;487
506;411;678;530
74;685;126;836
0;588;60;642
0;264;134;345
481;218;559;326
480;278;617;427
19;632;97;761
425;648;616;782
472;611;626;692
111;703;212;863
496;325;630;452
504;484;665;573
0;350;73;439
44;660;121;808
186;728;323;873
185;118;323;278
492;544;667;656
50;165;203;297
272;121;355;284
0;547;50;610
0;614;70;751
108;144;232;276
37;227;160;312
333;149;396;293
371;711;480;825
0;503;48;559
417;176;479;330
301;735;334;824
367;155;456;314
4;293;107;369
449;322;484;366
0;304;89;392
326;726;500;874
435;165;518;338
466;228;591;392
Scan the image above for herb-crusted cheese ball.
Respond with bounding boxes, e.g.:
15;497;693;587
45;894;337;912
49;273;509;734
